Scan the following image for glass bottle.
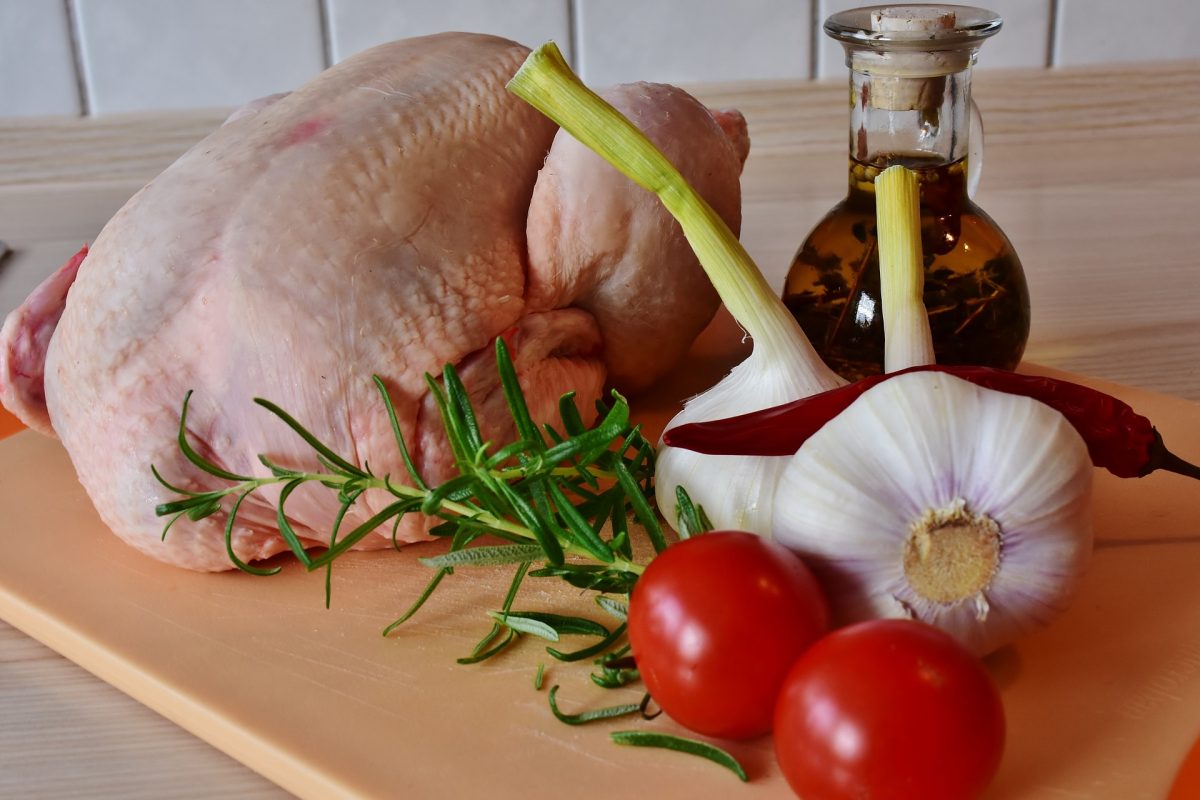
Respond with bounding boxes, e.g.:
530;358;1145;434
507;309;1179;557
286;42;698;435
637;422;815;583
782;5;1029;380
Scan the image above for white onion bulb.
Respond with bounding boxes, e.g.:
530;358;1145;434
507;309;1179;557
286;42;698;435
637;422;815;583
772;370;1094;655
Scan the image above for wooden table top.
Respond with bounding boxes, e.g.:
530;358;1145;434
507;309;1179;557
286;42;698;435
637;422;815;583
1;60;1198;798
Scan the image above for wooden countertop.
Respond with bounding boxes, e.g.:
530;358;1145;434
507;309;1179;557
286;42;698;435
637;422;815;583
1;61;1198;798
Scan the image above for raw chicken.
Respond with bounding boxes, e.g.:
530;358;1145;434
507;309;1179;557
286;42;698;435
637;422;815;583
0;33;748;571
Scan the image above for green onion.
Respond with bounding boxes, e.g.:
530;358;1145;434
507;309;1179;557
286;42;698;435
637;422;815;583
508;42;845;539
876;165;935;371
507;42;836;378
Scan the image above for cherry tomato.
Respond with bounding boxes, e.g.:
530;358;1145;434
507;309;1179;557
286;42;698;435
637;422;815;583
774;619;1005;800
627;531;828;740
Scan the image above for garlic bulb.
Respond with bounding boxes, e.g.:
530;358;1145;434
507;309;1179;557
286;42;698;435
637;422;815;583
772;369;1094;655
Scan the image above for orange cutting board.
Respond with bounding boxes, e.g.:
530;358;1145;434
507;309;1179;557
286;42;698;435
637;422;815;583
1;329;1199;798
0;403;23;439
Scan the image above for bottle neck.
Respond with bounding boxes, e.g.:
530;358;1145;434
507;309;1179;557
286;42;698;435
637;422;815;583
848;67;972;171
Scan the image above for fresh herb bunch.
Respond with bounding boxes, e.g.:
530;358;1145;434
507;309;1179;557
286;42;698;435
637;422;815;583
154;337;663;635
152;338;746;780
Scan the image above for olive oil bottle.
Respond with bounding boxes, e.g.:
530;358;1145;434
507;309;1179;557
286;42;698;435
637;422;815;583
784;6;1030;380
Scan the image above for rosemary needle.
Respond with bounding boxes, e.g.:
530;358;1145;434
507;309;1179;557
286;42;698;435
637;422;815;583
610;731;748;782
547;686;642;726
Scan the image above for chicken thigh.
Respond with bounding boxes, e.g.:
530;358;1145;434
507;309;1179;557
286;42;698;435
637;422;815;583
0;33;747;570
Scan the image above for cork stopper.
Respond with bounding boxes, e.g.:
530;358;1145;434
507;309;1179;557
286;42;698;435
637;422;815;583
863;7;965;112
871;6;958;33
826;5;1000;112
825;3;1002;53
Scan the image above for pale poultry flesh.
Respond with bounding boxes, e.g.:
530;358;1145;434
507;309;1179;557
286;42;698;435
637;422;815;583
0;33;748;570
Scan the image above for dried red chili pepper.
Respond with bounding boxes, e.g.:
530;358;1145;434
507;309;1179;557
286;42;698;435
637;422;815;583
662;366;1200;480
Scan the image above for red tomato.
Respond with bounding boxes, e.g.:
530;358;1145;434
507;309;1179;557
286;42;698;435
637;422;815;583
774;619;1005;800
627;531;828;740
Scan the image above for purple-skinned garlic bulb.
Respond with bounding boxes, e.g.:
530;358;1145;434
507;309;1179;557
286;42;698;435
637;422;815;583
771;368;1094;655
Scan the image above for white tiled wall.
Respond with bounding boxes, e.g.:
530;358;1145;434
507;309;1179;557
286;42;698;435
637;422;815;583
0;0;80;115
327;0;572;65
2;0;1197;118
576;0;811;86
73;0;326;114
1055;0;1200;65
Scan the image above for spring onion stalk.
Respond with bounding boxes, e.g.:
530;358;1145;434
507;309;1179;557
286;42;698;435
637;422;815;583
876;166;936;371
507;43;844;535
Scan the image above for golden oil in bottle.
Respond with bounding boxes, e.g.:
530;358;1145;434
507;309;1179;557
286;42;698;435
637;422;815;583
796;5;1032;379
783;155;1029;380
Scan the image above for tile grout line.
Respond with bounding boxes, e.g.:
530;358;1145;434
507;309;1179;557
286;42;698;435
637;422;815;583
809;0;821;80
317;0;335;67
567;0;580;73
1047;0;1062;68
62;0;90;117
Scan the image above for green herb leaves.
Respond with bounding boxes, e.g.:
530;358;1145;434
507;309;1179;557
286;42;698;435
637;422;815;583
150;326;746;782
419;544;544;569
610;731;749;782
153;338;655;584
152;336;658;669
548;685;643;726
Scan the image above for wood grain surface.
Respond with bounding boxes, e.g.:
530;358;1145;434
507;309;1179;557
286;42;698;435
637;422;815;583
1;60;1198;798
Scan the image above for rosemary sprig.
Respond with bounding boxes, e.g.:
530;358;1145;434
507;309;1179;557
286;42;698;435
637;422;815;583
154;337;655;590
153;337;667;671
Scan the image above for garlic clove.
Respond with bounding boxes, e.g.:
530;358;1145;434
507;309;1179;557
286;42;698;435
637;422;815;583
655;386;788;536
772;371;1093;655
655;339;842;535
654;447;786;535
